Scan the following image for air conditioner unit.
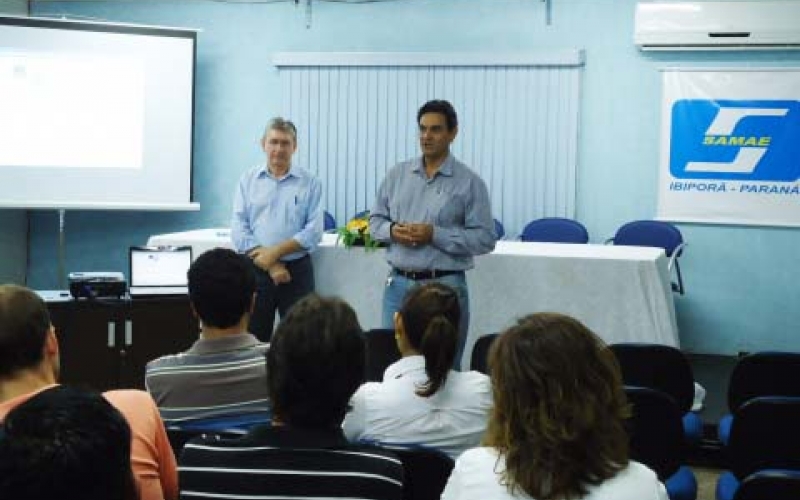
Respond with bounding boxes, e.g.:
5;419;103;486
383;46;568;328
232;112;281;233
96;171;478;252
635;1;800;51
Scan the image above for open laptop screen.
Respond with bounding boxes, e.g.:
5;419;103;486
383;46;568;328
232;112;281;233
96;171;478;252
129;246;192;295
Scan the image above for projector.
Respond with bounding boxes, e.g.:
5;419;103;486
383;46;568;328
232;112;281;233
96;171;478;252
68;272;127;299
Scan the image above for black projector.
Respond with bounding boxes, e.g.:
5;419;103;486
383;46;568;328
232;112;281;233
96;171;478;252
68;272;127;299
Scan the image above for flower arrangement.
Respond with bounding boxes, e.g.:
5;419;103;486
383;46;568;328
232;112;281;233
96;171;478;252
336;211;381;250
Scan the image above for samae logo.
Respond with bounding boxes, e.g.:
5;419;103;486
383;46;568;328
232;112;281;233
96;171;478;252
670;100;800;181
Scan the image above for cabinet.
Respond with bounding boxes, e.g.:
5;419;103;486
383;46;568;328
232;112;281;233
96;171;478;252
46;296;199;391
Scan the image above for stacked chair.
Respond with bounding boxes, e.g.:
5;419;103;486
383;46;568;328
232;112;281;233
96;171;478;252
610;343;703;444
715;351;800;500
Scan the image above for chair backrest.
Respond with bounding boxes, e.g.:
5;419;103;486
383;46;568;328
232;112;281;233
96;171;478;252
612;220;684;257
734;469;800;500
493;219;505;239
610;343;695;413
727;396;800;480
352;209;370;220
520;217;589;244
624;386;686;481
470;333;499;375
391;447;455;500
364;328;401;382
728;351;800;413
323;211;336;231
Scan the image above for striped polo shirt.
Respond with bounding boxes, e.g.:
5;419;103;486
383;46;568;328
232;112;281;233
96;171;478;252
145;333;270;427
179;425;404;500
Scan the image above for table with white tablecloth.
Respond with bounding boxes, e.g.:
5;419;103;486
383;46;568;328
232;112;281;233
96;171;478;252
149;229;679;368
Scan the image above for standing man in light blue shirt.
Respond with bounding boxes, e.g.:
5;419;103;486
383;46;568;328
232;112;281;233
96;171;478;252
369;100;497;369
232;117;323;342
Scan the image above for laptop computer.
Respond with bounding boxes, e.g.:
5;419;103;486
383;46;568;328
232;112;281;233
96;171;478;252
128;246;192;297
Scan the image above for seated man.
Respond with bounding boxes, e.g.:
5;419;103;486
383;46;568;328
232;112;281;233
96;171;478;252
146;248;270;430
179;294;403;500
0;385;138;500
0;284;177;500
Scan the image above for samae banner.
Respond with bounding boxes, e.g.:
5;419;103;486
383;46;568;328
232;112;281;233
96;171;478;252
658;69;800;227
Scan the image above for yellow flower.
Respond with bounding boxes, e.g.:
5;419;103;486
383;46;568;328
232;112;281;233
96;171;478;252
346;218;369;233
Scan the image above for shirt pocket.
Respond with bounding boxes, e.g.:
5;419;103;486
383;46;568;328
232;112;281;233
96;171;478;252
434;189;467;227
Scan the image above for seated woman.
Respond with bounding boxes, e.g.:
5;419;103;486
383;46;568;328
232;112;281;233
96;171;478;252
343;282;492;459
442;313;668;500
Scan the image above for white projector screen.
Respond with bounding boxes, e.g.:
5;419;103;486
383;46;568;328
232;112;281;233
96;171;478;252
0;16;198;210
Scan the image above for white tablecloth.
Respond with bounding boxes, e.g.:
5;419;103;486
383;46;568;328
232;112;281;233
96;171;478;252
149;229;679;367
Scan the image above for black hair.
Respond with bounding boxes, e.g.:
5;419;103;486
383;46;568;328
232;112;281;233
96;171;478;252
267;294;365;428
399;282;460;397
0;285;51;379
188;248;256;328
0;385;137;500
417;99;458;131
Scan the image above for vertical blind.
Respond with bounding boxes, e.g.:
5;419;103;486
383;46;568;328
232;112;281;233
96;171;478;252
275;51;584;237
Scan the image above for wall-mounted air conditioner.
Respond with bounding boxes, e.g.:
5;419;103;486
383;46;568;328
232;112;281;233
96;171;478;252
635;1;800;51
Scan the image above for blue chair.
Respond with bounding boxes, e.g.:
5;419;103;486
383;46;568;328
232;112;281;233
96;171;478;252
608;220;686;294
323;210;336;231
625;386;698;500
493;219;505;239
610;343;703;445
718;352;800;445
168;412;270;434
520;217;589;244
733;469;800;500
716;396;800;500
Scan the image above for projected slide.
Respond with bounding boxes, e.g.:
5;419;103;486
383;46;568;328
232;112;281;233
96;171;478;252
0;52;144;169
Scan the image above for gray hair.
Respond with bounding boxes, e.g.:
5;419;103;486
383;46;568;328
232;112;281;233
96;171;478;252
263;117;297;143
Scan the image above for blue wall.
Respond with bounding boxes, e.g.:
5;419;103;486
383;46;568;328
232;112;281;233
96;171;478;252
26;0;800;355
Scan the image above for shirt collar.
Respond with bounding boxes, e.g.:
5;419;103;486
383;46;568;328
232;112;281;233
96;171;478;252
411;154;455;179
245;424;350;449
383;355;426;381
187;333;264;355
258;164;305;181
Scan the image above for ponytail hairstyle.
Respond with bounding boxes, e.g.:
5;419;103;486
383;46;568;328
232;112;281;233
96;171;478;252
398;283;461;397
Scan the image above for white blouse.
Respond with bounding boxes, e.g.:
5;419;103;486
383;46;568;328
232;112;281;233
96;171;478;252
342;355;492;459
442;447;669;500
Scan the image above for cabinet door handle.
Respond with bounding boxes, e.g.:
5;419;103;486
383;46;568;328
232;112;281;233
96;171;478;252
125;320;133;346
108;322;115;348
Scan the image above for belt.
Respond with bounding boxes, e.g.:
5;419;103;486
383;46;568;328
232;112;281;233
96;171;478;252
393;268;464;280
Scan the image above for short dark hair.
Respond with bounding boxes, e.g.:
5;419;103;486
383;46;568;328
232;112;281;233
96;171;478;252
263;117;298;144
417;100;458;131
484;313;630;500
0;285;51;379
398;282;460;397
188;248;256;329
267;294;365;428
0;385;137;500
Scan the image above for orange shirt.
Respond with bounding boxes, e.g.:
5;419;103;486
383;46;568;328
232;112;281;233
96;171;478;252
0;385;178;500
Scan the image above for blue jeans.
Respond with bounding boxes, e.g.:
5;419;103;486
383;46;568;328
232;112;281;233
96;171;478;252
381;270;470;370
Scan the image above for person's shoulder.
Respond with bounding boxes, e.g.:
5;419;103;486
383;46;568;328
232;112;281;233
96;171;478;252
454;446;499;468
102;389;159;419
616;460;661;482
145;351;189;370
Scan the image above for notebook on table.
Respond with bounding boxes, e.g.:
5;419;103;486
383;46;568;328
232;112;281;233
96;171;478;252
128;246;192;297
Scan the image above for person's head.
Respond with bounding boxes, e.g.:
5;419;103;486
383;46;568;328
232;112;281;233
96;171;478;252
417;100;458;160
394;282;460;397
261;117;298;176
0;284;59;382
485;313;630;500
188;248;256;331
0;385;137;500
266;294;365;428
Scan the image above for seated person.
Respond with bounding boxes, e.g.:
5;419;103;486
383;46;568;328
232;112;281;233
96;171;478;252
441;313;668;500
146;248;270;430
0;284;177;500
0;385;138;500
343;282;492;459
178;294;404;500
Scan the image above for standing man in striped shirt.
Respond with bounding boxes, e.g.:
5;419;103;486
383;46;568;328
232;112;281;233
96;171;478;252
370;100;497;369
146;248;270;430
179;295;403;500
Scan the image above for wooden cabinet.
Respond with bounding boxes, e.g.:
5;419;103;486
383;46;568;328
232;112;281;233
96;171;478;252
46;296;199;391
